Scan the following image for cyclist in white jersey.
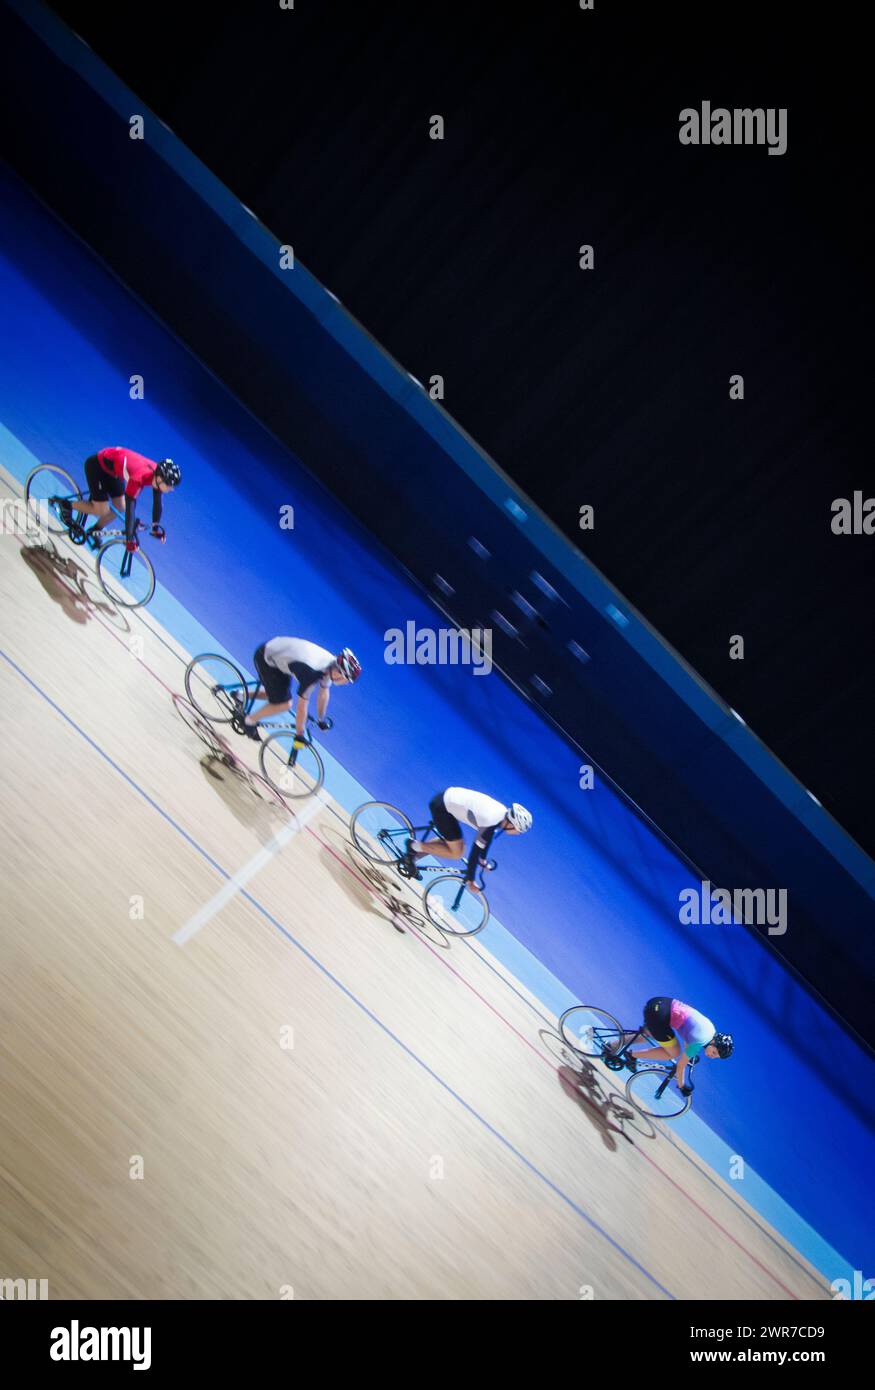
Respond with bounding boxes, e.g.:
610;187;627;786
405;787;532;891
237;637;361;743
621;996;734;1096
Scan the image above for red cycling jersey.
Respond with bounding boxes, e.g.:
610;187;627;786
98;447;158;500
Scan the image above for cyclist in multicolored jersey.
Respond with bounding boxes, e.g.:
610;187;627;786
235;638;361;744
405;787;532;893
55;447;180;550
624;996;733;1095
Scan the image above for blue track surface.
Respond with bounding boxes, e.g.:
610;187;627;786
1;161;872;1280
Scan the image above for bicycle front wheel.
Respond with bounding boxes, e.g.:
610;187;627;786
626;1067;692;1119
185;653;250;724
97;539;156;608
259;729;324;800
558;1005;624;1059
424;874;489;937
25;463;82;535
349;801;414;865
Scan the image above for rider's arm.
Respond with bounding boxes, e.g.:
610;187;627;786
124;494;138;542
289;666;320;736
315;685;330;722
675;1052;689;1087
294;693;309;737
151;488;163;526
465;825;496;882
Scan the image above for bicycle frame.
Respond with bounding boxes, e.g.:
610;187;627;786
605;1029;699;1096
377;821;496;898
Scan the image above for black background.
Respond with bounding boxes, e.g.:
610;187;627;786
48;0;873;855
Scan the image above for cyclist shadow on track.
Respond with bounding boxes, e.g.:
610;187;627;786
191;747;294;848
318;827;450;947
539;1029;657;1149
19;540;129;633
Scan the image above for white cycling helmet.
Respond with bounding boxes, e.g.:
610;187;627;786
334;647;362;682
505;803;533;833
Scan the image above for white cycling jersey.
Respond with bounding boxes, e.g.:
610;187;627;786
263;637;334;691
443;787;507;831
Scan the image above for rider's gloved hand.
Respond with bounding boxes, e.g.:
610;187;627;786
679;1084;693;1096
292;734;307;750
150;524;166;542
316;718;332;731
465;880;482;894
125;538;139;553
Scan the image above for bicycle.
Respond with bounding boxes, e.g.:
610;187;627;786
557;1003;699;1119
183;651;327;801
25;462;156;609
348;800;495;937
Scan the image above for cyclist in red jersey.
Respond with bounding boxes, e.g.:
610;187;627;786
55;448;181;552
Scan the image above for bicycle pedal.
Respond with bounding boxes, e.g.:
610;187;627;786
603;1056;625;1072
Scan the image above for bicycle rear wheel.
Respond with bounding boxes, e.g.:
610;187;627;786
184;653;250;724
349;800;414;866
424;874;489;936
259;729;324;799
24;463;82;535
558;1005;624;1059
96;539;155;608
626;1067;691;1119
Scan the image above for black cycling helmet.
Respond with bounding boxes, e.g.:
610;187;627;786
710;1032;734;1059
155;458;181;487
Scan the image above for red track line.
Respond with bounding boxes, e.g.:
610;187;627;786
74;579;802;1300
307;828;801;1299
630;1142;799;1298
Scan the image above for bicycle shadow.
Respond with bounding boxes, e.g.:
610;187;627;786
538;1028;657;1148
194;751;294;846
18;538;129;632
316;823;451;947
169;695;296;848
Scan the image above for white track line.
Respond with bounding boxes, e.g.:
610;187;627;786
174;792;327;945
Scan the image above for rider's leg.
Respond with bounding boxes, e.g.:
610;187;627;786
410;836;463;860
630;1037;679;1063
630;996;677;1062
411;796;464;858
606;1025;646;1055
246;699;292;725
86;499;115;531
75;455;122;531
243;646;293;738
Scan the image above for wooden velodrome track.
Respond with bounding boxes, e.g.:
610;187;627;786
0;469;829;1300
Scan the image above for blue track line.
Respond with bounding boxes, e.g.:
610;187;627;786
1;643;675;1300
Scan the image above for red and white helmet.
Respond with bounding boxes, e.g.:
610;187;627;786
334;648;362;682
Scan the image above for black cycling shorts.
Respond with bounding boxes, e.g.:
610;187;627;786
429;792;463;843
84;454;124;503
643;996;675;1044
253;643;292;705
